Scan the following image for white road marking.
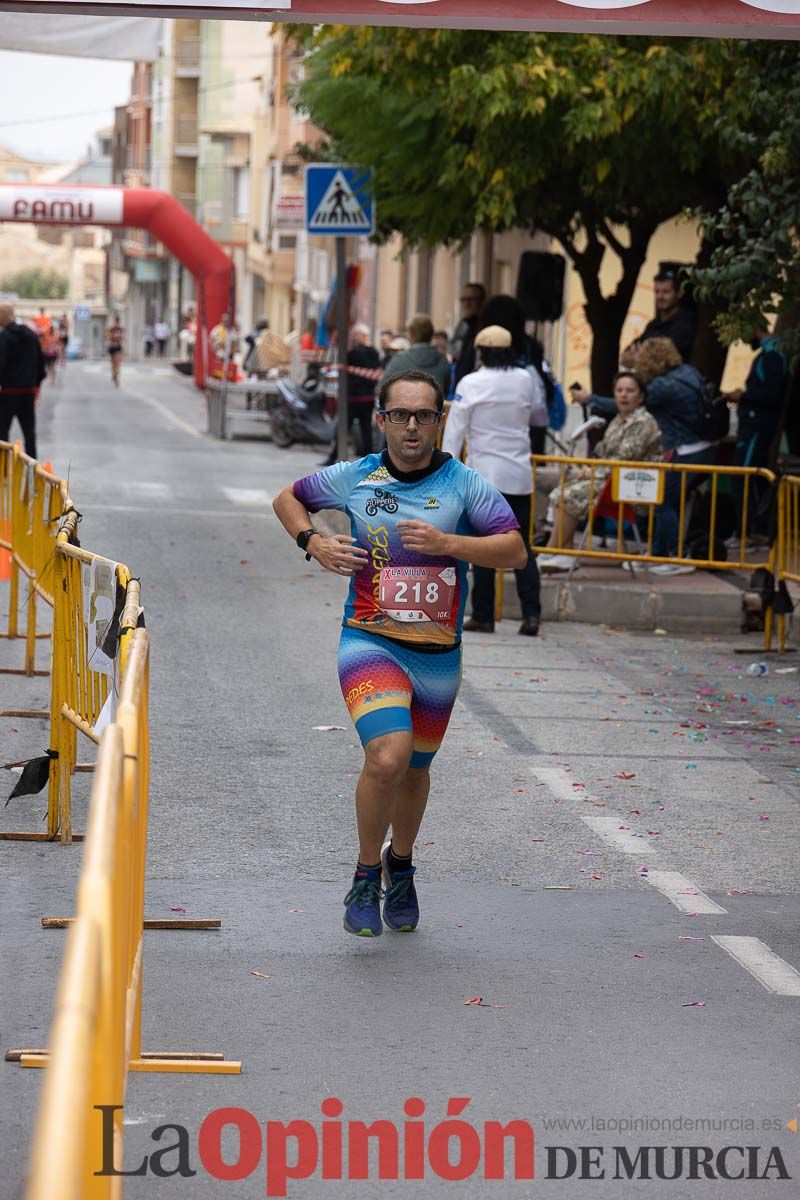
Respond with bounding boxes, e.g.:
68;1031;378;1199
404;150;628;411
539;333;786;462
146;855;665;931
221;487;273;507
711;936;800;996
120;384;202;439
122;481;173;500
645;870;727;914
531;768;728;912
580;813;662;856
531;766;660;855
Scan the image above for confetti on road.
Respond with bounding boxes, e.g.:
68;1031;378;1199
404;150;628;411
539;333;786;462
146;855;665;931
465;996;507;1008
250;971;272;980
311;725;348;732
682;1001;706;1007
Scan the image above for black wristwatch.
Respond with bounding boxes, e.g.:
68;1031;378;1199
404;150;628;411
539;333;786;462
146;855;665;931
296;528;320;560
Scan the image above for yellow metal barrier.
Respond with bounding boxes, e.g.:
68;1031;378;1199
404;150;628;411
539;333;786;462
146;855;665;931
531;453;777;572
21;630;240;1199
45;512;130;843
2;500;137;843
491;451;777;638
775;475;800;652
0;441;72;674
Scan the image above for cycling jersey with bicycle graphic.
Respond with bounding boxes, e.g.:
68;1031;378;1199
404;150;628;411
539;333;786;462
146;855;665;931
293;449;519;648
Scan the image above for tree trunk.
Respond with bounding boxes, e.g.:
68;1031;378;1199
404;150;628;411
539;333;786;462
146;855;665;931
564;217;658;396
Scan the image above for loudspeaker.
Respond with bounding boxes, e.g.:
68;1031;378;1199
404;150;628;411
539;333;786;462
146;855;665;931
515;252;565;323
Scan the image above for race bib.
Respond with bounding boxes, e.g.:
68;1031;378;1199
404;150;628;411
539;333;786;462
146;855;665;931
378;566;456;624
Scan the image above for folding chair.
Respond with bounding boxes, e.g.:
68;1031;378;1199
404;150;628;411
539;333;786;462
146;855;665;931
567;477;647;581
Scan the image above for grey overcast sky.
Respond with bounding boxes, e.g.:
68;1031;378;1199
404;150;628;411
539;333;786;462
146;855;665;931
0;51;133;163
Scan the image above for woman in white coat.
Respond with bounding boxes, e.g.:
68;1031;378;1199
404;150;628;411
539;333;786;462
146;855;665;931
442;324;548;636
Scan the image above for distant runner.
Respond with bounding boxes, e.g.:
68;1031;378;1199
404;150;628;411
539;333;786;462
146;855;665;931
273;369;527;938
106;315;124;387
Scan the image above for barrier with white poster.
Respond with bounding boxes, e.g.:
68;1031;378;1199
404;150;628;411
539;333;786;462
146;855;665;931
612;464;665;506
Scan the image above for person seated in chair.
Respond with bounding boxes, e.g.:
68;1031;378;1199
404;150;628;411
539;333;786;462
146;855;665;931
539;370;662;572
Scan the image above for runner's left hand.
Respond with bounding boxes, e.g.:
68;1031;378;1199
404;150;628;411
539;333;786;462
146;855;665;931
397;520;449;556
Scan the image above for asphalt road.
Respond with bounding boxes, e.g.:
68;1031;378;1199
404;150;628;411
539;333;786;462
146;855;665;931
2;361;799;1198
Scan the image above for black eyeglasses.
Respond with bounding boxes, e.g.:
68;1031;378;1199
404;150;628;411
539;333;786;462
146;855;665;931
377;408;441;425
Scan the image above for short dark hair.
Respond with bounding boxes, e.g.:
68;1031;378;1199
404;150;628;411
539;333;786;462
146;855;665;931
378;369;444;412
408;314;434;344
464;282;486;303
654;270;679;287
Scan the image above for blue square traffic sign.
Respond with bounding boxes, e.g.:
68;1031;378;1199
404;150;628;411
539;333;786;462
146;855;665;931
305;164;375;237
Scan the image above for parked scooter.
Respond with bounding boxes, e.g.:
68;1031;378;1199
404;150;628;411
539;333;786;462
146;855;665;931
270;363;335;448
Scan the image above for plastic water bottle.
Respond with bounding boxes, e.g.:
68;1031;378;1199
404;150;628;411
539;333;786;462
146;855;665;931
746;662;768;677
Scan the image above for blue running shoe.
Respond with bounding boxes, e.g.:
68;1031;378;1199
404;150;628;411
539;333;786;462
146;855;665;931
381;842;419;932
343;866;383;937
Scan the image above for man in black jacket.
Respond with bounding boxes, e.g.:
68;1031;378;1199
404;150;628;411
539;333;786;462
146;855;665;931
451;281;486;386
0;304;46;458
637;269;696;362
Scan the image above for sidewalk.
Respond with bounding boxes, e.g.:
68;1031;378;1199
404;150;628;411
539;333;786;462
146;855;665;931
515;562;758;633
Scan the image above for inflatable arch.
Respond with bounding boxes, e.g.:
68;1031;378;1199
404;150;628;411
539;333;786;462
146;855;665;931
0;183;234;387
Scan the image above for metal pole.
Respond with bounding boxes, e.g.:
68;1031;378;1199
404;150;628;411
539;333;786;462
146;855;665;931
336;237;349;463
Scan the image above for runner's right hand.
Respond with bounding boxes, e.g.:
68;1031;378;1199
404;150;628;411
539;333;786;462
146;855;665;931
309;534;369;576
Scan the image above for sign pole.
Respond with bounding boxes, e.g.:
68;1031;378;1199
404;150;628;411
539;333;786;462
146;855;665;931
336;236;349;463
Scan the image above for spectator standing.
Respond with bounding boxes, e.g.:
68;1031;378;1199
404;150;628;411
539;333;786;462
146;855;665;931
154;318;171;358
143;324;155;358
477;293;550;451
442;324;546;635
320;324;381;466
210;313;239;380
0;302;46;458
300;320;317;352
244;317;269;374
635;268;696;362
178;310;196;362
726;328;789;542
379;314;450;397
451;281;486;386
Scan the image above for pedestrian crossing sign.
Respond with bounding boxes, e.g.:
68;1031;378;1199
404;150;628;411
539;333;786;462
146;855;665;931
305;164;375;237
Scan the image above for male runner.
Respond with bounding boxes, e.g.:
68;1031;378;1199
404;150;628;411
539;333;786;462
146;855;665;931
273;370;527;938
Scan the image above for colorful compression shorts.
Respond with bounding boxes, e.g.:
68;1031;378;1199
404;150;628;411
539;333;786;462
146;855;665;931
338;627;463;768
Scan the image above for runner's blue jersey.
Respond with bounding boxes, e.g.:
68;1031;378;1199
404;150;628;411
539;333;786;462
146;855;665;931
293;450;519;648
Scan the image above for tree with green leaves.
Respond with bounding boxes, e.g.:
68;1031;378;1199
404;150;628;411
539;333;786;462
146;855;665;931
693;42;800;355
291;26;752;390
0;268;68;300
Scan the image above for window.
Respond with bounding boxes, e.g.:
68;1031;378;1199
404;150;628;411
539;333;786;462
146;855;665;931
233;165;250;221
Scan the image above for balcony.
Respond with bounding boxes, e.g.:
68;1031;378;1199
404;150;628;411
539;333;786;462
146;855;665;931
175;38;201;76
174;116;198;155
126;145;151;173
